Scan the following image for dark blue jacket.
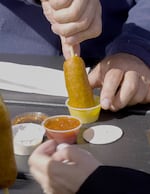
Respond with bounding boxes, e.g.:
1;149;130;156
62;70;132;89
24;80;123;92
0;0;150;67
77;166;150;194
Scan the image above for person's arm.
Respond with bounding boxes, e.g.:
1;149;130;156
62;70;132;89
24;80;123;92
88;0;150;111
29;141;150;194
106;0;150;67
77;166;150;194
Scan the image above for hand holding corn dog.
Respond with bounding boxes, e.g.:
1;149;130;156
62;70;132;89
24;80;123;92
41;0;102;59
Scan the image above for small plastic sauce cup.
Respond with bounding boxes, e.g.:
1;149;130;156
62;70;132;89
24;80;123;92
66;95;101;124
42;115;82;144
12;123;45;155
11;112;48;155
11;112;48;125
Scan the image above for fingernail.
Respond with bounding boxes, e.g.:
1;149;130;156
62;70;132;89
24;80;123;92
101;98;110;110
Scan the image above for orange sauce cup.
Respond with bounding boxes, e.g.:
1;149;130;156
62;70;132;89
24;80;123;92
42;115;82;144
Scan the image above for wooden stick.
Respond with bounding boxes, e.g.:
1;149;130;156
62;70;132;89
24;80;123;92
69;46;75;57
3;188;9;194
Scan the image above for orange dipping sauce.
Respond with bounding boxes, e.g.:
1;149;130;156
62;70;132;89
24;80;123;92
42;115;82;144
44;116;80;131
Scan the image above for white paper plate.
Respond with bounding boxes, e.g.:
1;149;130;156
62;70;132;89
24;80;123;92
83;125;123;144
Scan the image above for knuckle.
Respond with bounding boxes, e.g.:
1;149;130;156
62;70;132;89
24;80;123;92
92;25;102;37
82;18;90;29
61;29;70;37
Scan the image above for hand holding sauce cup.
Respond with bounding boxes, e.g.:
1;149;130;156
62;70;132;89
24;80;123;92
42;115;82;144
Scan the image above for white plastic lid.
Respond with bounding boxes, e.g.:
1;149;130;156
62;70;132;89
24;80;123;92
83;125;123;144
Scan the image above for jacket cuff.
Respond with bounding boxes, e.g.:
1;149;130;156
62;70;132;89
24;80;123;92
106;24;150;67
76;166;150;194
76;166;102;194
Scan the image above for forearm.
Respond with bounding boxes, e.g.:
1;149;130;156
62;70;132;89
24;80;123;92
106;24;150;67
77;166;150;194
106;0;150;67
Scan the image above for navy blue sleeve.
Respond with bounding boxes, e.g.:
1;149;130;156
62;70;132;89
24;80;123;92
19;0;40;6
77;166;150;194
106;0;150;67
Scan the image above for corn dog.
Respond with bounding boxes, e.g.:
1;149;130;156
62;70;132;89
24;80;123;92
0;96;17;189
63;55;95;108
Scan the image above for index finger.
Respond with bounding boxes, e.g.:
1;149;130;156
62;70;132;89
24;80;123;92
100;69;123;109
